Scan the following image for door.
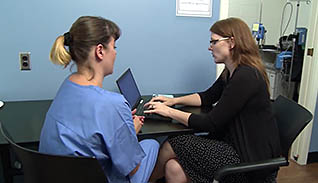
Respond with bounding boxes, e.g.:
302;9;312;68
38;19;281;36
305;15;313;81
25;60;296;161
290;0;318;165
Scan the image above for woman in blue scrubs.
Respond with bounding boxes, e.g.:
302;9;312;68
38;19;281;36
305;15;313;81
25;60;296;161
39;16;159;183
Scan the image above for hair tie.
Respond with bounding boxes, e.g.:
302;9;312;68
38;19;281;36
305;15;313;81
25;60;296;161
63;32;72;46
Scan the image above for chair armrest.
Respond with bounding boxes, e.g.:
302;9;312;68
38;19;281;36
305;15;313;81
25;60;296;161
214;157;288;181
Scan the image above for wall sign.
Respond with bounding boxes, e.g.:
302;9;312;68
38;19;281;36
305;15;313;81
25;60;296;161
176;0;212;17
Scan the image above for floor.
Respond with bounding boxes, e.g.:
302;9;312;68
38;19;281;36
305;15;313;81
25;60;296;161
277;160;318;183
155;160;318;183
5;160;318;183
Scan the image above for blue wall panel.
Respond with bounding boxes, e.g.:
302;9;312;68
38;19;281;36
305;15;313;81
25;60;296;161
0;0;220;101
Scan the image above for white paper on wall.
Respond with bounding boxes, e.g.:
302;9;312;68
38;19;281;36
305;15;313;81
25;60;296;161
176;0;213;17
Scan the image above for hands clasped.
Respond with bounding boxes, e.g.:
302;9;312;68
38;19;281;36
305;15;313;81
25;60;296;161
132;109;144;133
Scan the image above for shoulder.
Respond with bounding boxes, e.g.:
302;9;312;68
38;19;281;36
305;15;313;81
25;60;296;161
232;65;262;82
88;89;134;131
99;89;125;102
93;88;130;110
228;65;265;91
53;79;131;116
236;65;259;76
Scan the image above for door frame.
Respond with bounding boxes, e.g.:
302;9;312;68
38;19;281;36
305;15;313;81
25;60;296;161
290;0;318;165
216;0;228;77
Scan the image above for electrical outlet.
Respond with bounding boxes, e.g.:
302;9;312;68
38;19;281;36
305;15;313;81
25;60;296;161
19;52;31;71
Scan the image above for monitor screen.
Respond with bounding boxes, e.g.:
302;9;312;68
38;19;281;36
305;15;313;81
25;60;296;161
116;68;141;109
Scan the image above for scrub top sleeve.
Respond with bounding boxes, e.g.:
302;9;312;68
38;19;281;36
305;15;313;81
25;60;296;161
106;101;145;176
108;125;145;176
121;100;138;136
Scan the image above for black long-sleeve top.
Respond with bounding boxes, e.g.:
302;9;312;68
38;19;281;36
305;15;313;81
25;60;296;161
188;65;281;166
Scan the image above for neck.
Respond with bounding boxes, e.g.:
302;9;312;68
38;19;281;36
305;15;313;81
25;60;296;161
70;70;104;88
224;59;237;77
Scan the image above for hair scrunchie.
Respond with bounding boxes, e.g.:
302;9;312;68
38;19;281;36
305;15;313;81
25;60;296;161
63;32;72;46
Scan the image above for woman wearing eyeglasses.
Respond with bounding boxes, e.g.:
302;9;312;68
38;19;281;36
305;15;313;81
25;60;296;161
146;18;281;183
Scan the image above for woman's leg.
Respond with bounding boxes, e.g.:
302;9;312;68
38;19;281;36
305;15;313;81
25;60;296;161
149;141;176;181
165;159;191;183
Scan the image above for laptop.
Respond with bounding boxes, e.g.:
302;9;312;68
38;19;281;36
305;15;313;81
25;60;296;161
116;68;172;121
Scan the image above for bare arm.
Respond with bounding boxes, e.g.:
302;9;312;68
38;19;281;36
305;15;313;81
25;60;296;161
173;93;201;106
167;108;191;126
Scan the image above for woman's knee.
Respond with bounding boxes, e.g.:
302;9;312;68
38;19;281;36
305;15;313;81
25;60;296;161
140;139;160;153
165;159;184;176
165;159;188;182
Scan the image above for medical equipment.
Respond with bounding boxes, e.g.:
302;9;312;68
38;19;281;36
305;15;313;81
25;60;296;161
252;0;266;46
252;23;266;46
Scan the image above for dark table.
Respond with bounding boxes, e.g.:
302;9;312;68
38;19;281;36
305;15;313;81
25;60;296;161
0;99;209;183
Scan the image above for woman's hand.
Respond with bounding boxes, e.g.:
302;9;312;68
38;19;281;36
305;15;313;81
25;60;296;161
131;109;144;133
133;116;144;134
145;96;176;107
144;101;172;117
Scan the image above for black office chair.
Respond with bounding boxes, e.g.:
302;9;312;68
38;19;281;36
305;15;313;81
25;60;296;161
213;95;313;183
0;121;108;183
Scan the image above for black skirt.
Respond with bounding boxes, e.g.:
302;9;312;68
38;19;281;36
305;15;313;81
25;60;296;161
168;134;247;183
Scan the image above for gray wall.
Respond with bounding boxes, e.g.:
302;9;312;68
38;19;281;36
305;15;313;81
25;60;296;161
0;0;220;101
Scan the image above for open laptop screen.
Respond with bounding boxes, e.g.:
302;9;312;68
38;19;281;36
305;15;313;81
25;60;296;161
116;68;141;109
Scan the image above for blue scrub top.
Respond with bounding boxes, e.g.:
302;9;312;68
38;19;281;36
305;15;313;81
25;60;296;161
39;77;145;183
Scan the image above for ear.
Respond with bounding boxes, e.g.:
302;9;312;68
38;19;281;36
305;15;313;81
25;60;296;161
229;37;235;49
95;44;105;61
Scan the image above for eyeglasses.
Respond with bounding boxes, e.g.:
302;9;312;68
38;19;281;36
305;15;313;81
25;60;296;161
209;37;230;46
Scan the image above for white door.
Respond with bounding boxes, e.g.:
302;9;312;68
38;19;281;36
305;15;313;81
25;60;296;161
290;0;318;165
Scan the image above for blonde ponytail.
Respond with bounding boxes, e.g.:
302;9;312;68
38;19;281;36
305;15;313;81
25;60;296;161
49;36;72;67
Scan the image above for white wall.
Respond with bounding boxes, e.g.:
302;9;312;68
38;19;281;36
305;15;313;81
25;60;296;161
228;0;311;46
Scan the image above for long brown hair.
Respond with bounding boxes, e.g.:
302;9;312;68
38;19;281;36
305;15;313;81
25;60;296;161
210;17;270;93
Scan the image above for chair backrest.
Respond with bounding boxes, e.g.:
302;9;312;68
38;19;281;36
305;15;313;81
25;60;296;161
272;95;313;158
0;121;108;183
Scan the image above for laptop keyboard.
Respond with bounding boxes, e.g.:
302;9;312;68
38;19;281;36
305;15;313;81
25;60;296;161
136;105;145;115
134;98;171;121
